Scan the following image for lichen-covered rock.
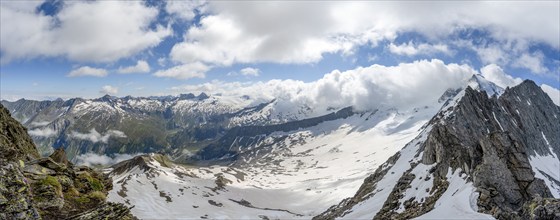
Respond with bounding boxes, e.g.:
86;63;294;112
1;104;136;220
69;202;137;220
521;197;560;220
0;104;40;161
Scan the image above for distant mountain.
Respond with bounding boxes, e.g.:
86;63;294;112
0;104;136;219
1;93;331;162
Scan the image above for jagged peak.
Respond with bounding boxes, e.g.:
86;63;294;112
95;94;116;102
110;153;174;176
178;93;196;100
197;92;210;100
466;74;504;97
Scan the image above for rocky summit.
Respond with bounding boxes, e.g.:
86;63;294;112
0;104;136;220
315;80;560;219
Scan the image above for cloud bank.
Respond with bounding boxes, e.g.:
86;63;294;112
69;129;127;143
165;1;558;70
28;127;57;137
0;1;171;63
75;153;141;167
173;59;477;114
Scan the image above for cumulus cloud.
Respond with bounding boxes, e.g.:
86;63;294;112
67;66;108;77
240;67;260;76
28;127;57;137
0;1;171;63
172;59;476;114
388;42;451;56
480;64;522;88
75;152;141;167
117;60;150;74
541;84;560;106
69;129;127;143
153;62;208;80
100;85;118;95
168;1;559;70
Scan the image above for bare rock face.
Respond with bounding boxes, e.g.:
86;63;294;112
315;80;560;219
420;81;559;219
0;104;40;161
0;104;136;220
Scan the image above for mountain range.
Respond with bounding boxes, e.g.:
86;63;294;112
1;74;559;219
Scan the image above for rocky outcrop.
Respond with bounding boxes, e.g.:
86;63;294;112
315;80;560;219
0;104;136;219
0;105;40;161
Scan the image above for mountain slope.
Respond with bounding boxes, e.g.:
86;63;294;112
106;87;453;218
0;104;136;219
315;80;560;219
1;94;333;161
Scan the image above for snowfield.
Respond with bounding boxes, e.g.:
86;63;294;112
108;103;443;219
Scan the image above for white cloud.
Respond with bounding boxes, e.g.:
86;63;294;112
240;67;260;77
168;1;559;68
69;129;127;143
153;62;208;80
0;1;171;63
75;152;141;167
475;44;510;65
388;42;451;56
157;57;167;67
171;59;476;113
67;66;108;77
29;121;51;127
117;60;150;74
480;64;522;88
512;52;549;75
28;127;57;137
541;84;560;106
165;0;206;21
100;85;119;95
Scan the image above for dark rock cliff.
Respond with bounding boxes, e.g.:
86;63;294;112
315;80;560;220
0;104;136;220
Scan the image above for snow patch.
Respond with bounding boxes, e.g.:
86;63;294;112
416;169;494;219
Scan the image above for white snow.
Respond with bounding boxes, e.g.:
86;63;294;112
108;104;443;219
340;126;431;219
492;112;504;131
396;163;435;213
529;147;560;198
416;169;494;219
541;131;550;146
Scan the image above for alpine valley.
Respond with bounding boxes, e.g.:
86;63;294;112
1;74;559;219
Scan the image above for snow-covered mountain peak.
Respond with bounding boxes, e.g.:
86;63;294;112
467;74;505;97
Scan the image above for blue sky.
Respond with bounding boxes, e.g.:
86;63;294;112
0;1;559;101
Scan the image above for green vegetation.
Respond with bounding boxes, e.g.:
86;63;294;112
41;176;62;195
87;191;106;202
77;172;104;191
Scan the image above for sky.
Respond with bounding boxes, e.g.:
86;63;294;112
0;1;559;101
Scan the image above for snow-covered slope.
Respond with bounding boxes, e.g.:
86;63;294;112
107;102;445;219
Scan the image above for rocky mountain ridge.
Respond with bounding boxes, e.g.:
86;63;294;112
315;80;560;219
0;104;136;219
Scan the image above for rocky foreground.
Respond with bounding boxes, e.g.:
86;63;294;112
0;104;136;219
